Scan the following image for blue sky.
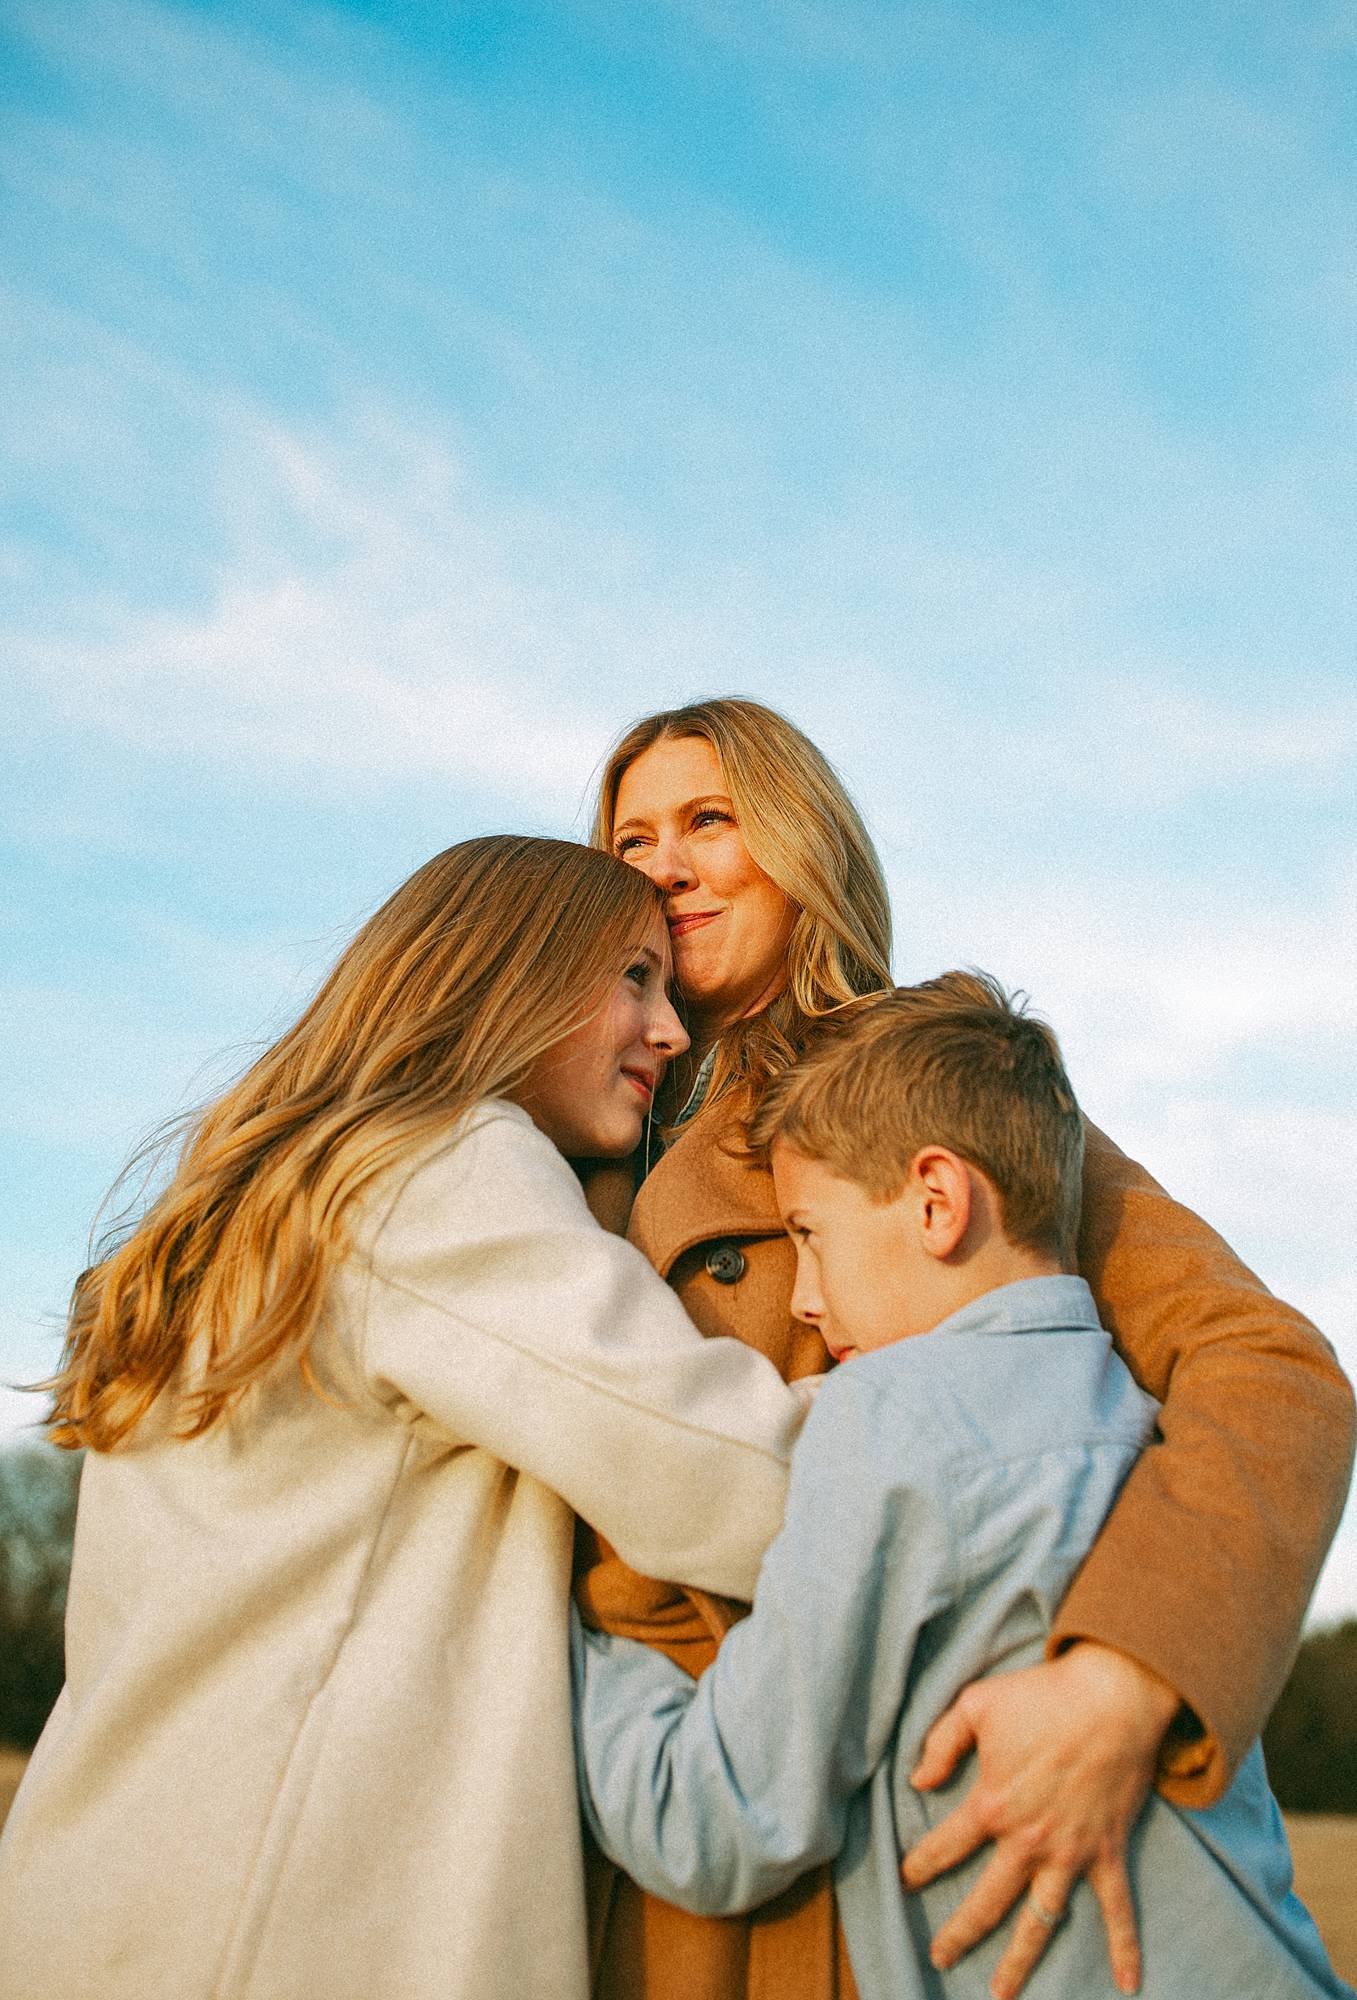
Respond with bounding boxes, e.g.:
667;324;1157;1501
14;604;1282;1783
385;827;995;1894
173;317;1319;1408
2;0;1355;1617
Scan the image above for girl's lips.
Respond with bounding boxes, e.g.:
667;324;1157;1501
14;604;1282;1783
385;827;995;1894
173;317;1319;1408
621;1068;655;1101
667;909;720;937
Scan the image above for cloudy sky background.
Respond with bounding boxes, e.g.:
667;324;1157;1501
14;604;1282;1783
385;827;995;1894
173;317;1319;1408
3;0;1355;1618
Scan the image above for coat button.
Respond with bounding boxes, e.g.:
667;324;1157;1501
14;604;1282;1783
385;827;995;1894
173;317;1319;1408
704;1241;746;1285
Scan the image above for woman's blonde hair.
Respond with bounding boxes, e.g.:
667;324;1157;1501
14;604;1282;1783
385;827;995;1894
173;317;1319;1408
46;836;663;1453
593;698;892;1121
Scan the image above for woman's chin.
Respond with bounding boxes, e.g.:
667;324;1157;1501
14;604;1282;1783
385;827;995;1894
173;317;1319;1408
671;946;722;1004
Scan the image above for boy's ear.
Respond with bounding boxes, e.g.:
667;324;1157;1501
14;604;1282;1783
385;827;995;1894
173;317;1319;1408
910;1146;972;1260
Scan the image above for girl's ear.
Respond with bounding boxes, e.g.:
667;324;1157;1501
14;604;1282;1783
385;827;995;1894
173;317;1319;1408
909;1146;972;1260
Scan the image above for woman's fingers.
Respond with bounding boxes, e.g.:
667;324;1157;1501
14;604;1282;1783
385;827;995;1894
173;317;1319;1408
932;1853;1141;2000
923;1843;1034;1969
1090;1851;1141;1995
985;1869;1077;2000
898;1648;1172;1992
910;1693;979;1792
899;1784;990;1888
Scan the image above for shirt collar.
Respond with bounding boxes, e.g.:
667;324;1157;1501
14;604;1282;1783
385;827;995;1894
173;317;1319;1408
643;1044;717;1176
923;1274;1103;1343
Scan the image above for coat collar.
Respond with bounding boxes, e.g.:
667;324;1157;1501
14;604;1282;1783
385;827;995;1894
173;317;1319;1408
628;1100;785;1278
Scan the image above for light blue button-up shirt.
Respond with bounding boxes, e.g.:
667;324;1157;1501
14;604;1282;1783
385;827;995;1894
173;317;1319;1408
574;1275;1349;1999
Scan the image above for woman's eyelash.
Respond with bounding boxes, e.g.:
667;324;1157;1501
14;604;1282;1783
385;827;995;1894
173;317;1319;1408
612;809;731;854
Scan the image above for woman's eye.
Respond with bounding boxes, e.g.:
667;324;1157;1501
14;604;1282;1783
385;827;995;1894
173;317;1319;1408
614;835;645;856
692;808;733;832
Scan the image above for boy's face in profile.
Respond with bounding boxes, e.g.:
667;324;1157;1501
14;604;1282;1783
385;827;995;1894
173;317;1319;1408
770;1140;934;1362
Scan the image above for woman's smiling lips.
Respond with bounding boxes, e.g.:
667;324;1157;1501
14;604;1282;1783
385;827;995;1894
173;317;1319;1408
667;908;720;938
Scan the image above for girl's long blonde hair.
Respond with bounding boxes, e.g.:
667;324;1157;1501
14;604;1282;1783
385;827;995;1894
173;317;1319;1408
47;836;663;1452
593;698;892;1122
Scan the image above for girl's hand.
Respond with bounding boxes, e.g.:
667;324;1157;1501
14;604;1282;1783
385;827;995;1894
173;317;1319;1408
900;1642;1182;2000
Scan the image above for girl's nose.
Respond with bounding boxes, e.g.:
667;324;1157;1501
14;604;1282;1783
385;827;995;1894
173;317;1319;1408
647;993;691;1059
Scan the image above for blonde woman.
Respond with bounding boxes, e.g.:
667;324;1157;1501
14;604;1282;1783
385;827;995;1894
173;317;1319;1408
576;698;1355;2000
0;835;812;2000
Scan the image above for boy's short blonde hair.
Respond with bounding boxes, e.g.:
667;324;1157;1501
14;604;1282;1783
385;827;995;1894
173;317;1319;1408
749;971;1085;1267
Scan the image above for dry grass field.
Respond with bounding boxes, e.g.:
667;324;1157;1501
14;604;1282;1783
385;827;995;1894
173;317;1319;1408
0;1750;1351;1984
0;1747;27;1832
1286;1814;1357;1986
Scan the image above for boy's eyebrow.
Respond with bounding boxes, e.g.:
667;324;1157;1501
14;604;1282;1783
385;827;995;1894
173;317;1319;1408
613;793;734;835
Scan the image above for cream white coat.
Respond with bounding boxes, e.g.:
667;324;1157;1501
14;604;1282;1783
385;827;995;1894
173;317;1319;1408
0;1102;804;2000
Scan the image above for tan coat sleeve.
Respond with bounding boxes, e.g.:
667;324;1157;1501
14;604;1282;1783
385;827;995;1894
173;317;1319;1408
1051;1121;1357;1804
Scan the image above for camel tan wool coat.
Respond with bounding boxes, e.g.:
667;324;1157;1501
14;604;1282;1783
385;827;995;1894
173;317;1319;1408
0;1104;814;2000
575;1106;1357;2000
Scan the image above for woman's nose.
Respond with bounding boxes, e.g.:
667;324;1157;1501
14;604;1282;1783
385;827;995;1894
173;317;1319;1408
643;834;696;894
647;993;691;1059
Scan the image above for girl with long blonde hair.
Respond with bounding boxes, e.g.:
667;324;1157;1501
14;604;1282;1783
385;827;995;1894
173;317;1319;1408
0;834;809;2000
576;697;1353;2000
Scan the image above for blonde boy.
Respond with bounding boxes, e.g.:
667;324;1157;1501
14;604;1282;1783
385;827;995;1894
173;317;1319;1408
756;970;1085;1369
573;974;1347;2000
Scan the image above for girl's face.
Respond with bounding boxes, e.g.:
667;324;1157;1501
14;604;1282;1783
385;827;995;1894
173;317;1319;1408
513;915;689;1159
611;737;797;1035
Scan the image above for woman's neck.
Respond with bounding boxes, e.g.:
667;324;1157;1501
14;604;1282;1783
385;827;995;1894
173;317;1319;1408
661;975;790;1120
683;971;787;1056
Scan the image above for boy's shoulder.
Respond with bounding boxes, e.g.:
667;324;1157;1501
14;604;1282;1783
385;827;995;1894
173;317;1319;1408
801;1278;1155;1493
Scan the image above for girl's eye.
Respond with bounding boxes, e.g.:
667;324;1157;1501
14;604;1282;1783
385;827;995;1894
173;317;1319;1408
624;960;651;987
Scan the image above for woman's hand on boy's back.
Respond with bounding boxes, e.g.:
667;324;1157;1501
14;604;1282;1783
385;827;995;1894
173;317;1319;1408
900;1641;1181;1999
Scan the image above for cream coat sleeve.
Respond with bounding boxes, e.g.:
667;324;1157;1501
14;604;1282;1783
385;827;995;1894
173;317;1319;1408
351;1102;803;1602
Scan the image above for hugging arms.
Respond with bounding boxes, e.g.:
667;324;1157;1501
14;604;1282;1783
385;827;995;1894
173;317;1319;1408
0;699;1348;2000
573;973;1351;2000
574;698;1354;2000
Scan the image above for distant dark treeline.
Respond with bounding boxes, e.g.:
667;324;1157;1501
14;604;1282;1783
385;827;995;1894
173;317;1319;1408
0;1445;81;1750
1262;1619;1357;1813
1;1443;1355;1812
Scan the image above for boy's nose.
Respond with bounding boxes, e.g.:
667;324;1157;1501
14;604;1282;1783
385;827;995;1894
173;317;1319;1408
789;1275;823;1327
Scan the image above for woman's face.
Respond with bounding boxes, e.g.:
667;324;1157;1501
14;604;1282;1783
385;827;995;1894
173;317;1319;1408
513;914;689;1159
611;737;797;1034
